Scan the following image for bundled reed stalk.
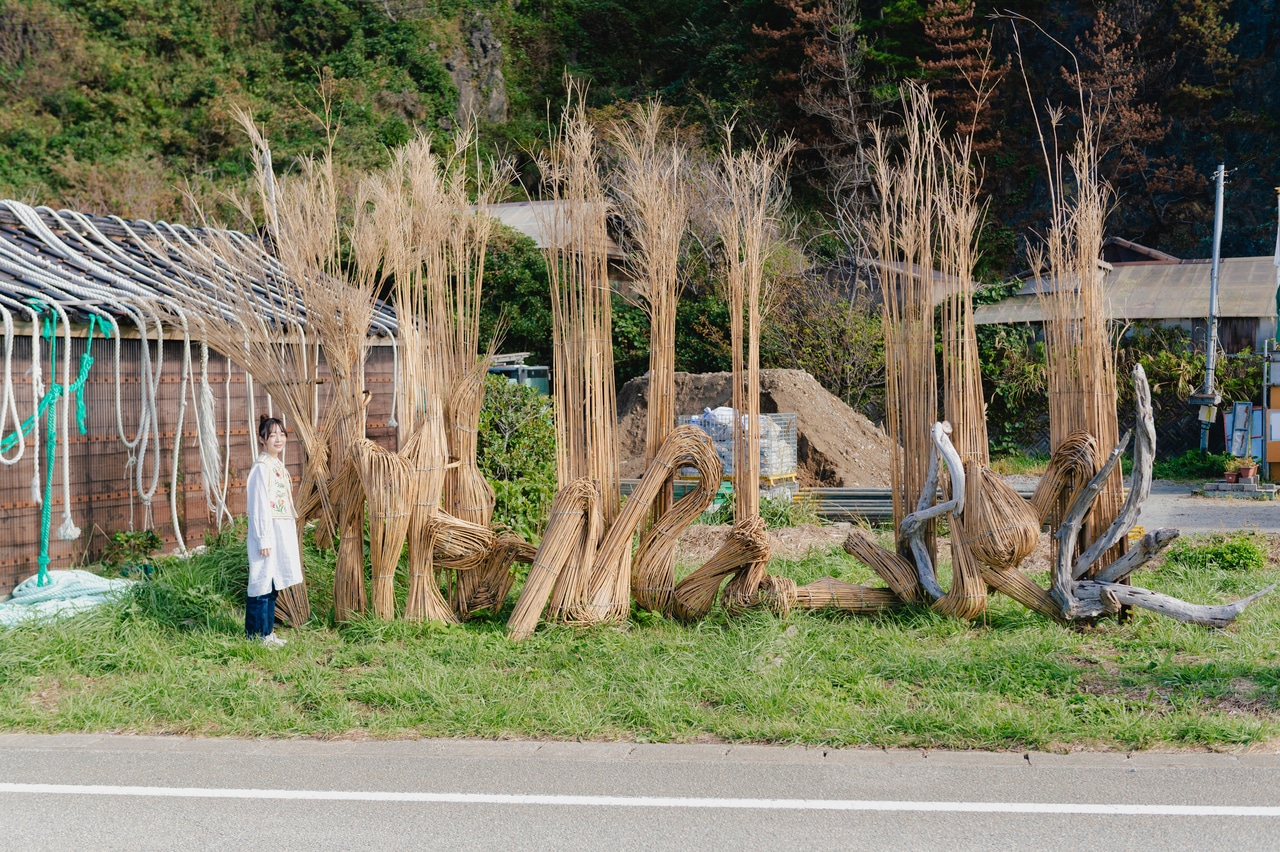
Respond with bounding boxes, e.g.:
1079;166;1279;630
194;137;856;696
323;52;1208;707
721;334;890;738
698;135;792;616
843;529;920;602
580;425;722;620
361;131;511;620
672;514;770;622
352;438;416;618
454;531;537;619
608;101;692;609
511;82;625;631
1033;125;1124;567
931;90;990;620
631;428;723;613
868;91;939;582
791;577;902;614
508;477;600;640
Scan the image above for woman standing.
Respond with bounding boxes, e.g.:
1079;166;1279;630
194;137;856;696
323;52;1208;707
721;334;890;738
245;416;304;646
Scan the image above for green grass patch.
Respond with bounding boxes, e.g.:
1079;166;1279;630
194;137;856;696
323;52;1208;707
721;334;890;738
989;453;1049;476
1;527;1278;750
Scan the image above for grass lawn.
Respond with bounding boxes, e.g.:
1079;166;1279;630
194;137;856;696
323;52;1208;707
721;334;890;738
1;526;1278;751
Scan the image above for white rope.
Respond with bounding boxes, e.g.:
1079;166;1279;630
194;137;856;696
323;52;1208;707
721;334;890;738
0;303;27;466
163;312;192;554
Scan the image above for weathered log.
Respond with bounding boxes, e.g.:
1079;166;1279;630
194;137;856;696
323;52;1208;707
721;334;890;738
1050;431;1131;616
1073;364;1154;580
1073;581;1276;627
1093;529;1180;584
899;422;963;602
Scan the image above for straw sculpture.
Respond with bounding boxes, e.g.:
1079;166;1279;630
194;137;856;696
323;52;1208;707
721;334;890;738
842;529;920;603
452;530;537;619
507;477;600;640
163;106;387;624
790;577;902;614
1030;113;1124;569
1029;430;1098;527
608;101;693;611
507;83;625;637
352;437;415;618
580;425;722;620
631;430;723;613
672;134;792;620
671;513;770;622
867;92;938;590
399;398;455;622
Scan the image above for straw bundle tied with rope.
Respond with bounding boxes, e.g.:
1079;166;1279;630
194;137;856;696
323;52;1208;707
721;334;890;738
400;399;455;622
868;89;939;577
791;577;902;614
507;477;599;641
453;530;537;619
671;514;770;623
609;101;692;608
352;438;416;618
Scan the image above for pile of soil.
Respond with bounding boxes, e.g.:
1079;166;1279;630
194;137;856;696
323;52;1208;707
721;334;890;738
617;369;894;487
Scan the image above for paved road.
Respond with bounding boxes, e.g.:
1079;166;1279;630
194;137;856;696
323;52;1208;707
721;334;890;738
1140;482;1280;533
2;734;1278;850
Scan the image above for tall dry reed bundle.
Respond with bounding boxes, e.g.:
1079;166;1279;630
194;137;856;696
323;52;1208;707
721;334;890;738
537;82;622;521
399;407;455;622
507;477;600;640
632;428;723;613
1025;87;1123;565
867;88;940;560
609;100;693;569
514;81;626;632
352;438;416;618
326;458;367;618
708;136;792;523
670;514;770;622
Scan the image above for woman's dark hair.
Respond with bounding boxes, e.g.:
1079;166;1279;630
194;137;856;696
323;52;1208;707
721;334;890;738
258;415;286;442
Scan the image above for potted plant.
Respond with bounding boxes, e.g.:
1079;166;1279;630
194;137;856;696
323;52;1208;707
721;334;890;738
1224;456;1244;483
1237;455;1258;479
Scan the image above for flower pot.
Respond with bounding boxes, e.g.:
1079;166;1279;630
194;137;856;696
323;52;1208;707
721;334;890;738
1238;465;1258;479
1224;471;1239;483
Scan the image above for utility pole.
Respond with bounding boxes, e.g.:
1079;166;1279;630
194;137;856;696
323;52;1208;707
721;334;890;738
1198;164;1226;452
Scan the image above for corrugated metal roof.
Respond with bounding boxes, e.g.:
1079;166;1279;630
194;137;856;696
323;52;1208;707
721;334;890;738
0;201;398;333
974;257;1279;325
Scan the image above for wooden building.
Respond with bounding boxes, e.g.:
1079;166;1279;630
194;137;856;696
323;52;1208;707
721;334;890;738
0;202;398;596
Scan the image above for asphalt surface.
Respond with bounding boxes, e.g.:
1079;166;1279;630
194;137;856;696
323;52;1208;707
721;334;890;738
1;734;1278;850
1139;481;1280;533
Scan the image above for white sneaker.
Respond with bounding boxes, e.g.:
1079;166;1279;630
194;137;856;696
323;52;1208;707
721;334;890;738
260;634;286;648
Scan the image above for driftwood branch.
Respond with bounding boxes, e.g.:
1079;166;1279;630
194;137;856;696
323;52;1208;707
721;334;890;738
1073;581;1277;627
899;423;963;602
1073;364;1154;580
1093;528;1179;584
1051;430;1131;616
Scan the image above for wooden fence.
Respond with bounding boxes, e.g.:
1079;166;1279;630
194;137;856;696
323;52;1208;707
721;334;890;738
0;330;396;596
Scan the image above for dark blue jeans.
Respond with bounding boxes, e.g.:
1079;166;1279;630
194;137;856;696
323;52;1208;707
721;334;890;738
245;585;278;638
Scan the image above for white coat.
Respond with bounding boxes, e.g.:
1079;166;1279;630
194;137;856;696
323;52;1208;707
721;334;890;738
245;453;304;597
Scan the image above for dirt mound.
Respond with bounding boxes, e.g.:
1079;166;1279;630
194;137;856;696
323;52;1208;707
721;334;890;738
617;369;893;487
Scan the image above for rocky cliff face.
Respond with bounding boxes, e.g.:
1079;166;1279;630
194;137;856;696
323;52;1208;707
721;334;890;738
445;14;508;125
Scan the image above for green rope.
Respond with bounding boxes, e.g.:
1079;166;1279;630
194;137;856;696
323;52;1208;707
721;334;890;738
25;311;102;586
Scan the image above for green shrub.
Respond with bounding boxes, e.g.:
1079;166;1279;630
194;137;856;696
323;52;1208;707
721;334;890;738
126;523;249;631
1164;533;1268;573
1153;450;1232;481
477;373;556;542
696;492;820;528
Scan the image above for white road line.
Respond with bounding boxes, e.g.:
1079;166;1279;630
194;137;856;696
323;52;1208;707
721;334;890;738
0;783;1277;816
